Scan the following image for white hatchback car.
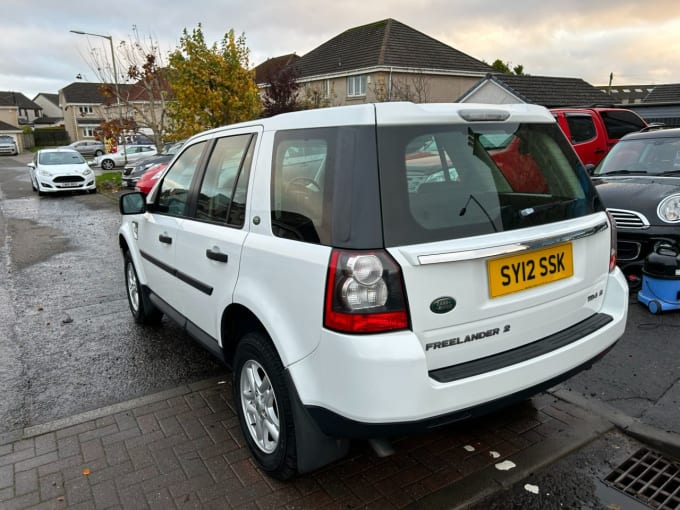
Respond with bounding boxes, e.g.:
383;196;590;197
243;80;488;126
119;102;628;479
28;148;96;194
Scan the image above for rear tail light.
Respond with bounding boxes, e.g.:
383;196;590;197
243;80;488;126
324;250;409;333
606;211;617;272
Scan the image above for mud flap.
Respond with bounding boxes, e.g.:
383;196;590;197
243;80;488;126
284;371;350;474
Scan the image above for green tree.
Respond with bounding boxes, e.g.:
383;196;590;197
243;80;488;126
489;59;526;76
167;25;261;139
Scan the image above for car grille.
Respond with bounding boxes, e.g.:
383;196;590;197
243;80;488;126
607;208;649;229
54;176;85;183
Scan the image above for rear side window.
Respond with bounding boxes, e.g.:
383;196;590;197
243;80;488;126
270;127;382;248
565;115;596;143
378;122;602;246
600;110;646;140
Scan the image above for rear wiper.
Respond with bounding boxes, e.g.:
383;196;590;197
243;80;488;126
597;169;648;176
659;169;680;176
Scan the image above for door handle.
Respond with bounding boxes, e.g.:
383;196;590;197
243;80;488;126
206;248;228;263
158;234;172;244
594;148;605;154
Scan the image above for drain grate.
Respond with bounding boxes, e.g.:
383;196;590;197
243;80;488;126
605;448;680;510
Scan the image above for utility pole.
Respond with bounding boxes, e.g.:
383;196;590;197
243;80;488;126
70;30;128;164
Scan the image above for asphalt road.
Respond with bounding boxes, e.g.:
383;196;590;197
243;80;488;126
0;154;226;434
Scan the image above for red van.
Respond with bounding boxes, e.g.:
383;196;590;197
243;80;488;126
550;107;647;167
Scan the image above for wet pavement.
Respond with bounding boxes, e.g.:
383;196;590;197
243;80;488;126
0;379;613;509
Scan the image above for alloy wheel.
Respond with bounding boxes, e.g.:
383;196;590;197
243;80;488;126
240;359;280;453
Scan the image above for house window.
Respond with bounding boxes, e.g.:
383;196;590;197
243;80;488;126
79;106;93;115
82;128;95;137
324;79;331;98
347;75;366;97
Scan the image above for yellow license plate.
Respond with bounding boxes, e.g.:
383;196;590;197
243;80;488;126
487;243;574;298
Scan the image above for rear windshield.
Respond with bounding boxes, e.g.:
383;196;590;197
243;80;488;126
378;122;602;246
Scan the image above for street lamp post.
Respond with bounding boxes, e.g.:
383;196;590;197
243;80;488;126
70;30;127;164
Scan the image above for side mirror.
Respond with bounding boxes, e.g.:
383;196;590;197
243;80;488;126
585;163;596;176
119;192;146;215
27;162;35;169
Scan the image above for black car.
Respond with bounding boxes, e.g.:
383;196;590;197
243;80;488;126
122;140;185;188
592;128;680;281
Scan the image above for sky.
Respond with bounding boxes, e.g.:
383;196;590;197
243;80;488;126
3;0;680;100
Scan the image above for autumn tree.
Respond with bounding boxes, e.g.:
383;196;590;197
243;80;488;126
261;64;301;117
166;25;261;139
80;26;171;148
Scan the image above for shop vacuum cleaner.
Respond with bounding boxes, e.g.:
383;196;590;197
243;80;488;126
638;243;680;314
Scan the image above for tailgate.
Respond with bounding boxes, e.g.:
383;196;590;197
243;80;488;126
388;213;612;372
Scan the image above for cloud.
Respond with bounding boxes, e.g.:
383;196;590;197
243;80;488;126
1;0;679;98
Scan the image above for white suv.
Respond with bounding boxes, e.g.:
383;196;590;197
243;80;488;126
119;102;628;479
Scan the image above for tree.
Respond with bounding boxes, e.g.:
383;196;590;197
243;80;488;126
261;64;301;117
166;25;261;139
490;59;526;76
83;26;171;148
372;72;432;103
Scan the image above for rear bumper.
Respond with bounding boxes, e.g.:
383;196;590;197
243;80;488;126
304;341;616;438
287;268;628;438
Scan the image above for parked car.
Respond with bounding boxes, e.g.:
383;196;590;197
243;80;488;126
28;148;96;195
0;135;18;155
551;107;648;167
61;140;105;158
119;102;628;479
591;127;680;280
96;144;157;170
134;162;167;194
122;140;185;188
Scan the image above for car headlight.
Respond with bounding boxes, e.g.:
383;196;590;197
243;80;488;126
657;193;680;223
83;168;93;176
38;168;52;177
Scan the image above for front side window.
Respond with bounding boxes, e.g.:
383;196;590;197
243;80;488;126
194;134;255;228
565;115;596;144
379;123;601;246
347;75;367;97
156;142;206;216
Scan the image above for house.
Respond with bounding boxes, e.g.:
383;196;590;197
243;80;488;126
595;84;654;105
32;93;64;126
282;18;494;106
626;83;680;127
0;91;43;126
457;73;608;107
59;82;109;142
254;54;300;85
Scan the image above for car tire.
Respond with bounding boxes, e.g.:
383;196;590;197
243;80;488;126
124;251;162;325
101;159;115;170
233;331;297;480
